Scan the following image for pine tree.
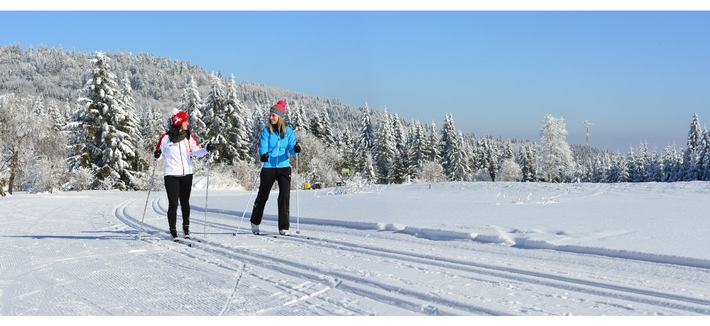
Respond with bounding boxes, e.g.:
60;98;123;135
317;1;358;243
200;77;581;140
681;113;703;181
440;113;457;179
390;113;409;183
222;75;251;163
374;110;396;184
440;114;469;181
319;107;335;144
661;145;680;182
355;106;376;178
310;106;335;144
484;138;499;182
309;110;323;139
290;101;309;133
68;52;141;190
338;132;357;177
626;146;644;182
608;153;629;183
517;145;536;182
699;128;710;180
119;72;146;172
140;105;165;152
426;122;442;168
407;121;427;180
202;73;228;163
449;130;470;181
180;76;207;139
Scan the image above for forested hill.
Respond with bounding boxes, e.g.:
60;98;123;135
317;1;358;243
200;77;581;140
1;44;707;194
0;44;366;132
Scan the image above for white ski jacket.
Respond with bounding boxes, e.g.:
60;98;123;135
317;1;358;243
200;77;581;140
154;133;208;176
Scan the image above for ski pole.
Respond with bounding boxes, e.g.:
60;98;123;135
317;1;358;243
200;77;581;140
138;160;158;239
236;163;261;235
203;151;211;236
296;153;301;234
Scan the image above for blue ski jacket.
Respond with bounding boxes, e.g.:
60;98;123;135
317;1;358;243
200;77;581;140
260;125;297;168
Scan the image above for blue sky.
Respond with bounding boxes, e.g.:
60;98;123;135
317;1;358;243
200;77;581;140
2;7;710;152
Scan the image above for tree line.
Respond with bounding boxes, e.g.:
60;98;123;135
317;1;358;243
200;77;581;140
0;45;708;194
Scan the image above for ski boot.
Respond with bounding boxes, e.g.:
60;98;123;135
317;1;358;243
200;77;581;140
183;225;191;239
170;229;178;241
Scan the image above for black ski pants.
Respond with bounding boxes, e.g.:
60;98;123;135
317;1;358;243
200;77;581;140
164;174;193;231
250;167;291;231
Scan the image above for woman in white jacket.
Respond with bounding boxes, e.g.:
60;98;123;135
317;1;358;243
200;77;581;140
153;109;215;240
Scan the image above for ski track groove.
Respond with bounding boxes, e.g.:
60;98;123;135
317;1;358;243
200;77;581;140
113;197;710;316
118;198;505;315
276;234;710;315
218;263;247;316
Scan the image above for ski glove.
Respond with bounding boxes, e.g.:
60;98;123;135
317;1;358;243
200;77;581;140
206;143;217;152
294;142;301;153
154;149;161;159
260;153;269;162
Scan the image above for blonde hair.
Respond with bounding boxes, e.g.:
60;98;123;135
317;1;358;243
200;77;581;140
268;116;287;137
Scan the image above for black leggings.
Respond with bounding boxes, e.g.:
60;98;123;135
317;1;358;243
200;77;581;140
250;167;291;230
164;174;193;230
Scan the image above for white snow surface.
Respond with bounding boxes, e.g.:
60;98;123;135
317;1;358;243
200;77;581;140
1;181;710;322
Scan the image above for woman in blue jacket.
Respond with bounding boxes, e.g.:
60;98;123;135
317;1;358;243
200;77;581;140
250;100;301;236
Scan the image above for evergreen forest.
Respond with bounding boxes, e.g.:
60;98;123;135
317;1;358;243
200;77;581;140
1;44;708;194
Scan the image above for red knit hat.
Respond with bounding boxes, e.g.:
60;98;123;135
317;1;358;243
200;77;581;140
170;109;189;127
270;100;287;118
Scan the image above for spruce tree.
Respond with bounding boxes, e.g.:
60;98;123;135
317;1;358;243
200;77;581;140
355;106;376;178
681;113;703;180
202;74;228;163
375;110;396;183
289;101;308;133
180;76;207;139
225;75;252;163
69;52;141;190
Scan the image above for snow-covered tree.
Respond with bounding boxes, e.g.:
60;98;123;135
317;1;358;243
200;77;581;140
681;112;703;180
222;75;252;163
374;110;397;183
180;76;207;139
661;145;682;182
517;144;536;182
441;113;468;181
390;113;409;184
699;128;710;181
289;101;308;133
407;121;428;180
0;95;36;194
139;105;165;152
607;153;629;183
118;72;146;172
483;138;499;182
67;52;142;190
536;114;575;183
202;73;229;163
311;106;335;144
499;157;523;182
355;106;376;179
448;131;470;181
419;160;446;183
426;122;442;166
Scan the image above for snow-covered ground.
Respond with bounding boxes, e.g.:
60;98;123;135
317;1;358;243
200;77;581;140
1;181;709;321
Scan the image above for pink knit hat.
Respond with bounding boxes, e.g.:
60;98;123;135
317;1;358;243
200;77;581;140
270;100;287;118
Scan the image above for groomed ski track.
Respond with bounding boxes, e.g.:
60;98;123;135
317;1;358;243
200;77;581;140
110;195;710;316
